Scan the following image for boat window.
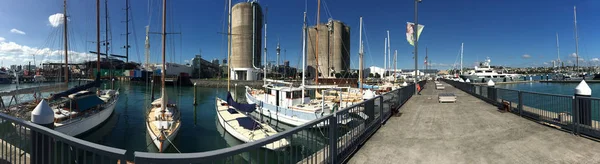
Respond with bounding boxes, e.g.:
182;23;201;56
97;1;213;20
285;92;291;98
476;71;483;73
292;91;303;99
485;71;493;73
485;76;491;78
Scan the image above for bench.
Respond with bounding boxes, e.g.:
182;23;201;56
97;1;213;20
438;93;457;103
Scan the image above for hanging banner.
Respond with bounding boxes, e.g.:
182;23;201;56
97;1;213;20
406;22;424;46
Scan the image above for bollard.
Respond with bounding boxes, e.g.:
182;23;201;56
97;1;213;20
546;74;549;81
31;100;54;164
487;79;496;102
111;78;115;89
481;78;485;83
575;80;592;126
503;77;507;82
193;83;198;105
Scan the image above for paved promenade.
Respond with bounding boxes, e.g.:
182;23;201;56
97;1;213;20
349;81;600;164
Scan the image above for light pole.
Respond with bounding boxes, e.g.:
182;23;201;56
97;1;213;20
414;0;422;95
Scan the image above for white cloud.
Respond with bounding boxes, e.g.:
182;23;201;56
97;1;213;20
0;37;5;42
428;62;451;67
0;41;94;65
10;28;25;35
591;58;600;62
543;62;549;65
569;53;578;58
522;54;531;59
48;13;65;27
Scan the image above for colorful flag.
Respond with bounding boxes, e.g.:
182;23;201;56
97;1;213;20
406;22;424;46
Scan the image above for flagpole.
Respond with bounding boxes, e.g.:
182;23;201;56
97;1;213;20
413;0;421;95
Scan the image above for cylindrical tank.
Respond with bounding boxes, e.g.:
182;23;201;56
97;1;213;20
307;19;350;79
231;2;263;69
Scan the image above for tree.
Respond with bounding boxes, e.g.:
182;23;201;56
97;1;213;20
368;73;374;78
374;73;381;78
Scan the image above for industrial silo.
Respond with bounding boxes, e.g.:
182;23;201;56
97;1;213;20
307;19;350;79
231;1;263;80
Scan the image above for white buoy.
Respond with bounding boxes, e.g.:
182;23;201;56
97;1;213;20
402;81;408;86
575;80;591;96
459;78;465;82
487;79;495;86
31;99;54;126
465;79;471;83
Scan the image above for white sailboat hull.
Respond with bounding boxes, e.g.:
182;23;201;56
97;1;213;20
55;92;119;136
216;98;289;150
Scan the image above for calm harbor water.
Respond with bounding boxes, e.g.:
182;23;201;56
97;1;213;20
1;81;325;161
497;82;600;97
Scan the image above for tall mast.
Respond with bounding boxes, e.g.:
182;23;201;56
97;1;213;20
227;0;231;91
425;47;428;72
556;33;560;68
264;6;268;85
124;0;130;62
573;6;579;71
394;50;397;78
96;0;100;82
63;0;68;84
301;12;307;99
460;43;463;75
358;17;363;94
160;0;167;111
145;26;150;69
387;30;391;76
413;0;420;95
105;0;109;61
314;0;321;84
384;38;387;76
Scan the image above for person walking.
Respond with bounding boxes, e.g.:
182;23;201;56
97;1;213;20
417;83;422;95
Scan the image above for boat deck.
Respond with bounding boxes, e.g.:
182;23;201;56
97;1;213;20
216;98;289;150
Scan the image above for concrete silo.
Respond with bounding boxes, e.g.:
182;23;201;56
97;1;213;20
307;19;350;79
230;1;263;80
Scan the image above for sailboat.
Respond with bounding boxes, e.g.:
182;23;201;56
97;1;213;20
146;0;181;153
14;0;120;137
245;13;367;127
215;0;288;150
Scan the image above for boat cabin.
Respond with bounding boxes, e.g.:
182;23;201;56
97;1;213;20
263;85;311;108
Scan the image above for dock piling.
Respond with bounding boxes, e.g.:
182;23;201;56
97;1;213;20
193;83;197;105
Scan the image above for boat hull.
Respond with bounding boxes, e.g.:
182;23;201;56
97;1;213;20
459;75;522;83
146;120;180;153
55;92;119;136
216;98;288;150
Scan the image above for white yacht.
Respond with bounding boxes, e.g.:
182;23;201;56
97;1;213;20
460;58;522;83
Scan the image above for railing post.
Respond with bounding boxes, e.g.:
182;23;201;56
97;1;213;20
329;115;338;164
574;80;591;135
572;95;578;135
518;91;523;117
30;100;55;164
380;96;384;124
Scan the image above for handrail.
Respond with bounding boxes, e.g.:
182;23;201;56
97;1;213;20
0;112;127;159
135;112;334;162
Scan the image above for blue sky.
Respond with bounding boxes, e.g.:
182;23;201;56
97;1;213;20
0;0;598;70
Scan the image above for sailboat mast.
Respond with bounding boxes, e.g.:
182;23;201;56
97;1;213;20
161;0;167;111
105;0;109;61
573;6;579;71
384;38;387;76
301;11;306;99
96;0;100;80
227;0;231;91
460;43;463;75
556;33;560;68
124;0;130;62
358;16;363;93
387;30;390;76
314;0;321;84
395;50;397;78
264;7;268;86
63;0;69;84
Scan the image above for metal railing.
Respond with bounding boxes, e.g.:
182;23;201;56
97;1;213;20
442;79;600;139
0;113;127;164
0;82;422;164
